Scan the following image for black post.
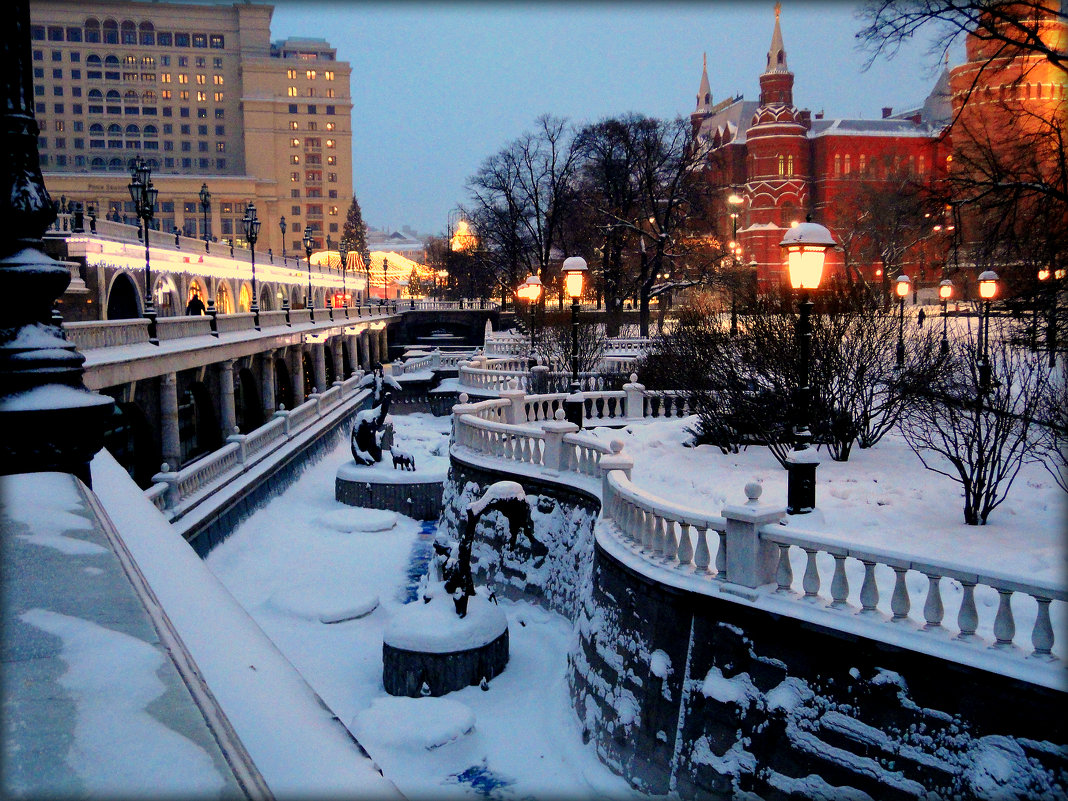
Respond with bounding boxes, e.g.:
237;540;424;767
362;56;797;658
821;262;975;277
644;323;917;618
0;0;113;485
786;289;817;515
305;231;315;322
199;182;210;252
978;298;992;394
564;294;583;428
896;293;906;368
279;215;287;265
940;297;950;356
243;200;260;330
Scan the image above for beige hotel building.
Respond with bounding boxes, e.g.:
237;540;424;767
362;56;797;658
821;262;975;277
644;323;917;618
29;0;353;256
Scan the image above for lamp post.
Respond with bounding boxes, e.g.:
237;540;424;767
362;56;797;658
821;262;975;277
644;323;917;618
363;249;372;306
242;200;261;329
780;221;835;515
303;227;314;321
977;270;998;394
279;215;287;265
895;274;910;368
522;273;543;364
128;157;159;344
199;182;211;252
1038;267;1058;367
939;279;953;356
728;193;744;336
562;256;587;428
338;240;349;309
382;257;389;302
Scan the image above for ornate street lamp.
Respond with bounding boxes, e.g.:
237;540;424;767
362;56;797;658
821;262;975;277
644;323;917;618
199;182;211;252
522;273;543;362
338;240;349;309
780;220;835;515
895;274;910;368
303;226;315;321
242;200;261;329
382;257;389;302
363;249;372;306
977;270;998;394
728;193;744;335
562;256;587;428
279;215;287;265
128;157;159;344
939;279;953;356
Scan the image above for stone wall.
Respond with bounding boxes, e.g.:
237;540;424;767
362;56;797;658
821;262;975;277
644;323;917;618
570;541;1068;799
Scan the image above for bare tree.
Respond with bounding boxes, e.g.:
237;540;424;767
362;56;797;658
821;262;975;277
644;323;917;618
1032;358;1068;493
899;318;1052;525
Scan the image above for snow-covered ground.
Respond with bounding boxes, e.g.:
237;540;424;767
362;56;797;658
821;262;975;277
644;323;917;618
206;411;1066;798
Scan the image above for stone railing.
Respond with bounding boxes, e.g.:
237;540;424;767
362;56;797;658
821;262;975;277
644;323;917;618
390;350;442;376
149;371;368;519
65;318;151;350
450;388;1067;688
410;299;499;311
483;332;529;357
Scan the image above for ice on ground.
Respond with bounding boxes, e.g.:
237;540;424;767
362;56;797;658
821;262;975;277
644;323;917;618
317;507;398;533
352;696;475;750
267;583;380;623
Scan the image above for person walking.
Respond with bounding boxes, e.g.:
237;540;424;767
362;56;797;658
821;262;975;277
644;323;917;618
186;289;206;316
917;307;926;327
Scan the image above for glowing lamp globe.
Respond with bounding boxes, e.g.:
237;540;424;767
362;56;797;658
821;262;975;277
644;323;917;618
895;274;911;298
1038;268;1050;282
978;271;999;300
938;279;953;300
779;222;835;290
524;273;543;302
562;256;587;299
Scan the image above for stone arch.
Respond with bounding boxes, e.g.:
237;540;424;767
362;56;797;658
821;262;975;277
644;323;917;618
101;397;159;488
106;271;141;319
179;380;220;464
237;283;252;313
187;277;209;313
258;283;274;311
234;367;264;433
154;274;180;317
274;357;293;412
215;280;234;314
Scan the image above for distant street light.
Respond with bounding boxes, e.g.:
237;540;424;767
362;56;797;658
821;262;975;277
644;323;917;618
519;273;543;364
895;274;911;368
977;270;998;394
728;193;744;335
304;227;315;322
279;215;287;265
383;257;389;302
338;240;349;308
199;182;211;252
939;279;953;356
780;220;835;515
242;200;261;329
128;157;159;345
562;256;587;428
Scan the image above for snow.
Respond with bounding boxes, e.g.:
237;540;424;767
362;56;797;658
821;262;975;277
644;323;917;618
352;696;475;750
4;472;107;556
317;507;398;532
467;480;526;516
383;590;507;653
19;608;229;797
0;382;113;412
267;582;379;623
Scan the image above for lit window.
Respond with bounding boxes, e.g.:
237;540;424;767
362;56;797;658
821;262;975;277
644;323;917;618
196;74;205;85
287;68;297;79
325;88;334;98
290;171;299;182
178;74;188;84
214;92;223;102
287;86;297;97
325;122;335;131
778;154;784;176
197;91;207;101
324;71;334;80
213;74;223;85
291;155;300;164
306;69;316;79
325;139;335;148
161;73;171;83
290;137;300;147
179;90;189;100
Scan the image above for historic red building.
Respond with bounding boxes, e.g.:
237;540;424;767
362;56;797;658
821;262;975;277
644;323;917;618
691;5;953;292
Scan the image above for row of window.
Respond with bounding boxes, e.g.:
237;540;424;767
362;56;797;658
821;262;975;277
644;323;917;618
832;153;928;177
289;120;339;132
285;69;335;81
45;135;226;153
41;154;227;171
31;22;225;49
286;86;337;98
289;137;338;149
34;49;223;70
38;85;225;103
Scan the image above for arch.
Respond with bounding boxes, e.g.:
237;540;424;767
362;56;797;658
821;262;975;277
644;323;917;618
187;278;208;313
120;20;136;44
86;54;102;67
102;19;118;44
101;398;160;488
258;284;273;311
290;286;302;309
108;157;125;170
104;55;120;68
91;156;106;169
142;92;157;105
238;283;252;313
125;123;140;136
178;381;220;465
154;275;180;318
215;280;234;314
106;89;120;102
302;350;315;396
106;272;141;319
234;368;264;434
274;357;293;412
107;123;122;135
138;21;154;46
143;123;158;136
124;90;139;103
89;122;104;134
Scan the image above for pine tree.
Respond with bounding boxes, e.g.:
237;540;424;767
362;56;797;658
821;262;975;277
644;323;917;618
342;195;368;256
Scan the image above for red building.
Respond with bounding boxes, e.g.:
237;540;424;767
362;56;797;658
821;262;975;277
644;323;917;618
691;5;952;292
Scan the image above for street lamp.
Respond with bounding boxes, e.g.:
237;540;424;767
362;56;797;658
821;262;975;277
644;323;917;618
780;220;835;515
977;270;998;394
895;274;910;368
303;227;315;321
199;182;211;252
128;157;159;344
363;249;372;305
939;279;953;356
1038;267;1058;367
562;256;587;428
242;200;261;329
522;273;543;362
382;258;389;302
279;215;287;265
338;240;349;309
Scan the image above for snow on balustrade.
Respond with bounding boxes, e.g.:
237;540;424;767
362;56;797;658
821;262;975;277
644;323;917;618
562;431;615;477
64;318;150;350
241;416;286;460
156;315;214;340
213;313;257;335
285;396;320;431
175;441;242;501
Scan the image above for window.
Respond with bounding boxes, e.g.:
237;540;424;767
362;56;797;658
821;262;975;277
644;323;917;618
291;205;301;215
859;154;867;173
325;122;335;131
67;27;83;43
197;124;207;135
291;189;301;198
139;23;154;46
918;154;926;174
834;154;840;177
213;92;223;102
215;124;224;135
161;90;172;100
287;86;298;97
306;153;321;164
121;21;136;44
163;106;172;115
31;26;45;40
84;20;100;43
179;90;189;100
290;172;299;182
192;33;207;48
325;88;334;98
287;68;297;79
157;32;172;46
844;154;851;174
161;73;171;84
197;108;206;118
71;69;81;80
325;105;335;115
33;50;43;61
181;141;191;151
288;103;298;114
290;138;300;147
307;121;317;131
210;34;224;49
328;172;337;183
290;121;299;130
325;139;335;149
787;154;794;176
778;154;784;176
213;74;223;85
103;21;118;44
54;103;65;115
48;26;65;42
196;74;205;85
175;32;190;47
328;190;337;199
198;141;207;152
53;68;63;79
178;56;188;67
52;50;62;62
307;204;323;216
164;141;173;151
307;104;316;114
180;124;190;134
216;142;225;152
216;158;226;168
73;121;83;131
326;155;336;165
197;91;207;102
56;138;66;148
34;67;44;79
178;74;188;84
55;121;65;132
291;155;300;164
213;57;222;68
324;70;334;80
214;108;224;119
307;188;321;197
306;69;316;79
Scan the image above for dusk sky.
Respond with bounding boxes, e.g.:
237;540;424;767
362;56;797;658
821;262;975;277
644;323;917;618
269;2;954;237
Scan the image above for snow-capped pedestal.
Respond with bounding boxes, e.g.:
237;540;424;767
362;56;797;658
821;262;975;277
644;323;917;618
335;459;447;521
382;591;508;697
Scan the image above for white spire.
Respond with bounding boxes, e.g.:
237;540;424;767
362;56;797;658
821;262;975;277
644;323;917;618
765;2;789;74
696;52;712;113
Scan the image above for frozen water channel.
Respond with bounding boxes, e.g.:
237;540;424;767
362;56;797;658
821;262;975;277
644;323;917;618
206;412;640;800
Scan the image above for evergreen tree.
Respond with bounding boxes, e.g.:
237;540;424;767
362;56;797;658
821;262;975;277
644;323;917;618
342;195;368;255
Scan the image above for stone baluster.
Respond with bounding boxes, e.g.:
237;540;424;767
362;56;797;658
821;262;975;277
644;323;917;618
715;531;727;577
720;482;786;589
859;561;879;613
890;567;911;621
693;526;710;573
775;543;793;592
829;553;849;608
992;589;1015;648
1032;597;1054;657
922;573;944;629
677;522;694;566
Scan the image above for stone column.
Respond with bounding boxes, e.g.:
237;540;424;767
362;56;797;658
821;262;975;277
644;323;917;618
330;336;344;382
312;342;328;394
159;372;181;470
218;359;237;437
261;349;277;415
360;330;371;370
379;327;389;363
720;482;786;588
346;334;360;376
290;347;305;406
369;330;379;368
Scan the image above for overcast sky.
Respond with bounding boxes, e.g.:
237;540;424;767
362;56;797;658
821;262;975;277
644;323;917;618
269;2;953;236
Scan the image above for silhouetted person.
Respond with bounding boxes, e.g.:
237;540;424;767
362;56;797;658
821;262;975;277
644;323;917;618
917;308;926;327
186;290;206;316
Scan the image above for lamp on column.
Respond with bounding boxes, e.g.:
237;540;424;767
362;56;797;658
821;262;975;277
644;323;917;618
128;156;159;344
303;227;315;322
242;200;261;329
895;274;910;368
728;192;744;336
199;182;211;252
977;270;999;394
562;256;587;428
522;273;543;364
279;215;287;265
382;257;389;302
779;220;835;515
939;279;953;356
